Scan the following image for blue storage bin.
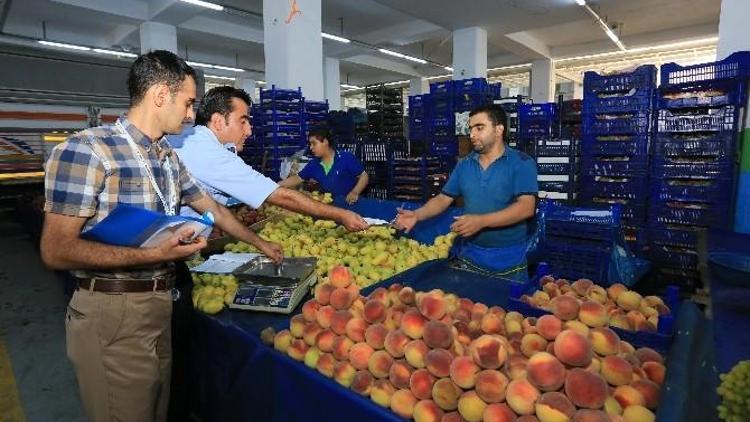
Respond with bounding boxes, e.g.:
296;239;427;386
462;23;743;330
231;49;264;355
581;198;646;224
520;103;557;122
581;155;648;177
584;65;657;94
336;142;358;156
538;180;577;193
656;106;738;133
658;79;747;109
580;175;649;200
651;132;737;157
534;138;579;157
543;238;611;282
259;99;303;112
536;159;578;175
650;177;734;203
358;142;390;162
303;100;329;113
648;223;702;248
583;90;654;114
650;244;699;268
650;154;735;180
541;200;621;240
581;134;650;156
660;51;750;86
651;200;732;227
453;78;489;95
584;110;652;135
429;80;453;96
260;86;303;101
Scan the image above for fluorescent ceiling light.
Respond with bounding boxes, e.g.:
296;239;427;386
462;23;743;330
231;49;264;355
444;66;454;71
403;55;427;65
487;63;532;72
554;37;719;63
378;48;405;59
205;74;235;81
575;0;586;6
179;0;224;11
212;64;244;72
92;48;137;58
187;61;244;72
38;40;90;51
321;33;351;43
341;84;362;89
384;80;409;86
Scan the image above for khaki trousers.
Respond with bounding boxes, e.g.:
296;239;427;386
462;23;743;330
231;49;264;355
65;288;173;422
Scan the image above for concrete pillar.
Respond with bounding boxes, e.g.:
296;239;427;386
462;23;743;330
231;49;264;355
530;59;555;103
324;57;341;110
572;82;584;100
235;77;257;102
139;22;177;53
409;78;428;96
452;27;487;80
263;0;324;100
718;0;750;232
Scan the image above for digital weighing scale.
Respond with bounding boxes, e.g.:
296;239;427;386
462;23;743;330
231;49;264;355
227;256;317;314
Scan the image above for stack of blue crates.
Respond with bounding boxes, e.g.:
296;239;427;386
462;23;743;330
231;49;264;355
302;100;329;138
518;103;558;156
452;78;500;112
535;138;579;204
581;66;657;253
648;52;750;291
250;86;305;180
327;110;355;145
357;139;392;200
389;156;447;202
497;96;530;149
428;80;457;165
408;94;431;142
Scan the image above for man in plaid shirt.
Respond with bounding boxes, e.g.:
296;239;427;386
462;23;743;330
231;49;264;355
41;50;282;422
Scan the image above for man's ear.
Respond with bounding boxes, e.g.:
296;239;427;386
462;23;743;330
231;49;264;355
209;113;225;131
153;83;171;108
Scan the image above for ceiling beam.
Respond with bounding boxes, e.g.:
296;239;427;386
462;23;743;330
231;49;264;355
178;15;263;44
50;0;148;21
499;31;551;60
343;54;426;78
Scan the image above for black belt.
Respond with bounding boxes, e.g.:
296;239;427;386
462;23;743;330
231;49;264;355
77;274;175;293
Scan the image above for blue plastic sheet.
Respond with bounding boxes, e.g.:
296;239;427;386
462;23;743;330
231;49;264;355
190;259;717;422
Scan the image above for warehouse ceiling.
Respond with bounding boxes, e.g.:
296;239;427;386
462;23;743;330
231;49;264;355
0;0;722;87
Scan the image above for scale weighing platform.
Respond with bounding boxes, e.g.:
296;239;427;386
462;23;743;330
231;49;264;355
228;256;317;314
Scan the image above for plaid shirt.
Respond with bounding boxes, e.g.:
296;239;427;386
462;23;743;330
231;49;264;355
44;117;205;280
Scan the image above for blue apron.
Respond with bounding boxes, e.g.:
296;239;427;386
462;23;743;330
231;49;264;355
449;238;529;283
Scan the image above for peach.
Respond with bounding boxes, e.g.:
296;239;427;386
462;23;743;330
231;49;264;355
414;399;445;422
481;313;504;334
517;416;541;422
634;348;663;365
609;314;633;331
607;283;628;302
315;305;335;329
536;315;563;341
458;391;488;422
505;319;523;336
619;341;635;356
351;370;374;396
287;338;309;361
402;309;428;339
564;368;608;409
432;378;463;411
506;378;541;415
419;293;448;320
617;291;642;312
590;327;621;356
630;380;661;410
550;296;580;321
424;320;455;349
331;335;354;361
521;333;549;358
329;265;353;288
535;391;576;422
273;329;292;352
572;279;594;296
441;412;464;422
290;314;306;338
554;329;593;367
391;389;418;419
330;287;355;310
364;299;386;323
612;385;645;408
641;362;665;385
453;309;471;324
369;350;395;378
349;342;375;370
346;283;360;298
522;317;538;335
365;323;388;350
526;352;566;392
425;348;453;378
475;369;509;403
469;335;509;369
304;346;321;368
370;379;396;407
564;320;590;336
390;360;415;389
505;353;529;380
315;328;336;353
316;352;335;377
572;409;611;421
314;282;336;306
385;329;410;358
302;322;323;346
404;339;430;369
343;317;367;343
601;355;633;386
410;368;437;400
586;285;608;304
449;355;480;389
398;286;416;305
532;291;551;305
621;405;654;422
333;360;356;387
330;310;352;336
585;357;602;374
579;301;608;328
386;307;405;330
604;395;623;416
302;299;320;322
368;286;389;304
483;403;518;422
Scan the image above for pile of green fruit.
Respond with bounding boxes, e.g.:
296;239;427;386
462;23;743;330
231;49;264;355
717;360;750;421
191;272;239;315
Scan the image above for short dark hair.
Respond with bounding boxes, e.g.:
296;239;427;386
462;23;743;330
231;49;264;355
195;86;252;126
469;104;508;130
127;50;197;106
308;127;335;148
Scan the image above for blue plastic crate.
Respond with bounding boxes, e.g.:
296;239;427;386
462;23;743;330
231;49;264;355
262;133;304;144
650;177;734;203
580;175;649;200
541;200;621;240
337;142;358;156
429;142;458;156
260;86;303;101
581;134;650;156
660;51;750;86
358;142;390;162
259;99;303;112
538;180;577;193
534;139;579;157
647;223;702;248
429;80;453;96
303;100;329;112
651;132;737;157
584;65;657;94
658;79;747;109
263;145;302;157
453;78;489;95
536;157;578;175
253;109;302;122
650;155;735;180
581;198;646;224
453;94;493;112
431;115;455;128
543;238;611;282
656;106;738;133
581;155;649;177
583;89;654;114
584;110;652;135
650;244;699;268
408;94;430;110
651;200;732;227
520;103;557;122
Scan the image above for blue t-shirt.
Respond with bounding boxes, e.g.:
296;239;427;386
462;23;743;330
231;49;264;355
441;148;538;248
298;150;364;196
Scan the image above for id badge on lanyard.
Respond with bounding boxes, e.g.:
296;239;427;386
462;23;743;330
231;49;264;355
115;121;178;216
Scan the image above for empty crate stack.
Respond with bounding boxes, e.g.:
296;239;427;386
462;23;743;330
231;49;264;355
358;140;391;200
535;138;579;204
648;52;750;291
428;80;457;171
390;156;447;202
452;78;499;112
581;66;657;254
408;93;431;150
327;110;356;150
518;103;558;156
302;100;329;138
497;96;527;149
366;84;404;139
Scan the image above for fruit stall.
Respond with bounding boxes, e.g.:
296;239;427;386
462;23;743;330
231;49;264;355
185;197;734;422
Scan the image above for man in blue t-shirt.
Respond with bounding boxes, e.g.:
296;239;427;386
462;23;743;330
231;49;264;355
279;128;369;204
394;104;538;281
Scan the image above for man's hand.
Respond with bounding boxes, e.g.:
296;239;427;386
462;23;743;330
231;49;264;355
394;207;419;233
450;214;487;238
340;210;369;232
258;240;284;263
345;191;360;205
157;227;208;261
